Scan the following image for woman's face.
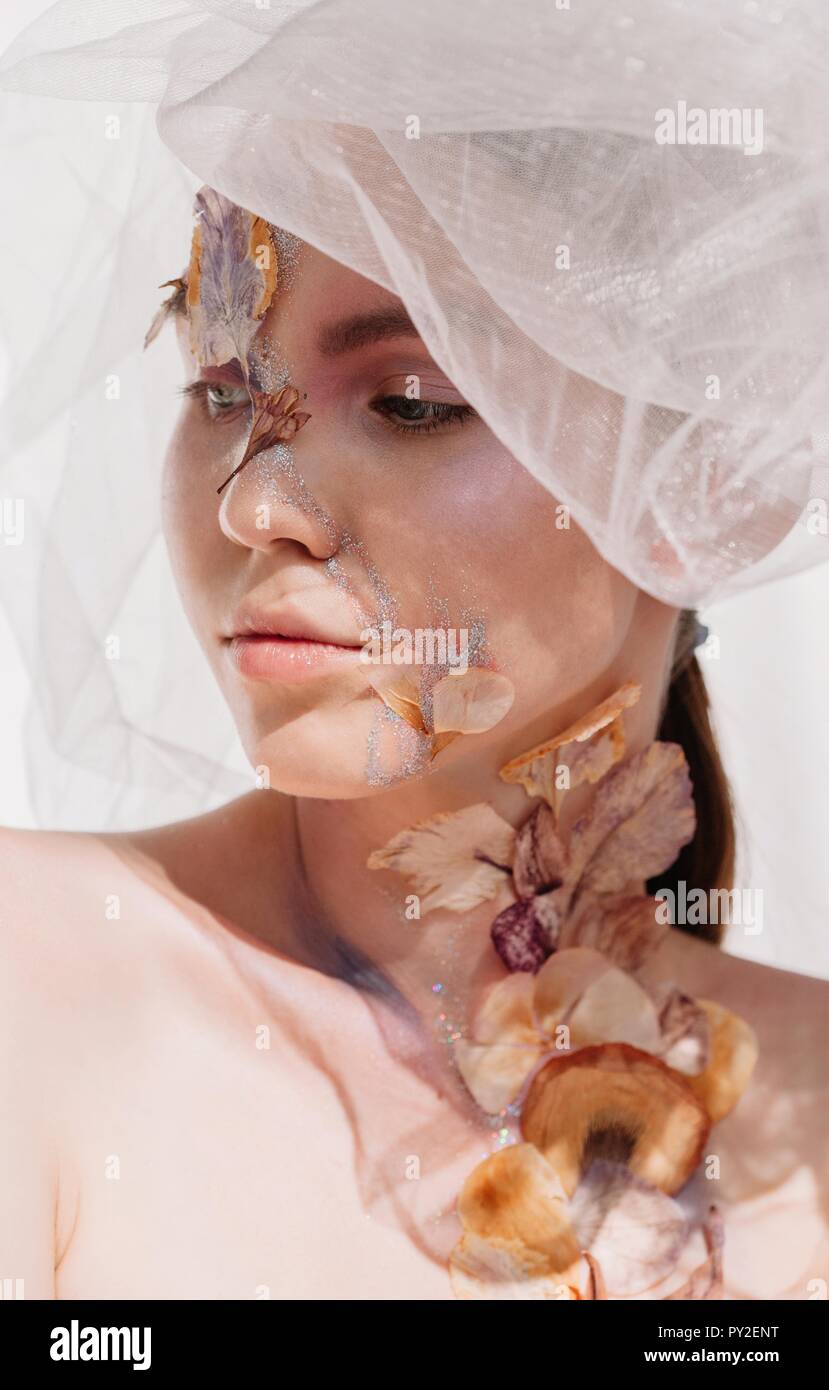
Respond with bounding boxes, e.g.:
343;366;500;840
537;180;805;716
163;234;668;798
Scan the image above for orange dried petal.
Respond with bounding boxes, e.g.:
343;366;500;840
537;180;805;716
685;999;758;1122
248;216;278;318
456;1144;579;1264
449;1232;586;1300
498;681;641;809
432;669;514;735
365;669;426;732
521;1043;711;1199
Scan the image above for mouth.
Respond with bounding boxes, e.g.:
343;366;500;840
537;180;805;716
224;604;367;684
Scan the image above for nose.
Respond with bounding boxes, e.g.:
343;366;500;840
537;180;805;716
217;446;338;558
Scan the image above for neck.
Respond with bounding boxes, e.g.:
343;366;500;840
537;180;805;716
286;666;667;1034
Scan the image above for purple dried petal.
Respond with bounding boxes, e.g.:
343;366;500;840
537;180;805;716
574;743;696;895
512;803;568;897
491;899;552;973
530;886;569;948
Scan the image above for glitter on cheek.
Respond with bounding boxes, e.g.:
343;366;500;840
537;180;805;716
324;554;372;631
365;702;432;787
411;574;495;731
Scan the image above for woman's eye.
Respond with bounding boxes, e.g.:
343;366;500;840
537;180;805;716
370;394;477;434
178;379;250;420
206;383;249;413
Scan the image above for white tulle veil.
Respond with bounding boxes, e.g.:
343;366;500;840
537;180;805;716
1;0;828;971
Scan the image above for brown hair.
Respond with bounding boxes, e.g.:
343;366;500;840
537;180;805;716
646;609;735;946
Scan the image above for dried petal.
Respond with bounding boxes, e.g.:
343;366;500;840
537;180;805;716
529;888;569;946
499;681;641;811
511;802;569;898
521;1043;711;1199
432;669;515;735
456;1144;580;1265
571;743;696;894
663;1206;724;1300
559;727;624;808
491;898;552;972
455;1040;542;1113
686;999;759;1122
584;1250;608;1300
449;1233;584;1300
566;965;662;1053
653;985;711;1077
569;1159;689;1296
365;669;426;732
366;802;515;913
467;971;537;1046
532;946;612;1035
455;974;540;1111
143;276;186;349
248;215;278;318
218;385;311;492
559;892;669;973
186;186;279;368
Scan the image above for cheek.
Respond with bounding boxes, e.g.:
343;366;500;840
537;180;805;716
360;445;635;704
497;515;638;717
160;428;227;632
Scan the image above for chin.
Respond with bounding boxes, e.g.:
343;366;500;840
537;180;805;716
239;704;434;798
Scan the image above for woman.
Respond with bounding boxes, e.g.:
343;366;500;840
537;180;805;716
1;0;828;1301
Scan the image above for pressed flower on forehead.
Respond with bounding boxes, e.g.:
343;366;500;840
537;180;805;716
184;187;279;371
144;185;311;490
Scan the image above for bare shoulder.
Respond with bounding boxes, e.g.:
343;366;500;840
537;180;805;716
0;791;295;1014
662;925;829;1038
0;819;224;1028
0;822;130;972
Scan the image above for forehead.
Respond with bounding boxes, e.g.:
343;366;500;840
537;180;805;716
262;234;415;342
172;188;424;369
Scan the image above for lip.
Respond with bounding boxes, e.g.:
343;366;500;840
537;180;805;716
224;602;366;684
228;633;366;683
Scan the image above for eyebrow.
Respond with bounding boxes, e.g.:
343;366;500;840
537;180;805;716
316;305;422;357
172;295;424;360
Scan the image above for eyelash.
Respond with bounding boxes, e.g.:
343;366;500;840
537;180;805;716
177;380;249;419
370;395;477;435
177;383;477;435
